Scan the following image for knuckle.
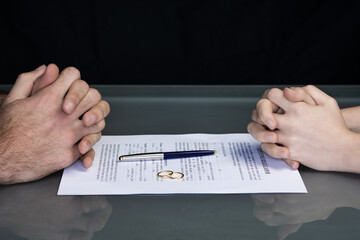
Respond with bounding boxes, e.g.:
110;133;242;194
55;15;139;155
92;134;101;144
75;83;88;98
290;86;301;94
89;88;101;101
15;72;36;85
100;100;111;116
69;89;83;101
277;148;287;159
266;88;281;100
260;143;270;154
37;90;58;106
78;79;89;87
262;143;281;159
327;96;338;105
16;73;28;81
256;98;267;110
92;132;102;142
90;133;102;145
248;124;262;140
91;108;103;120
75;79;89;92
103;100;111;114
84;149;95;160
247;122;254;134
83;138;92;148
63;66;81;78
261;89;270;98
97;119;106;130
290;102;305;115
304;85;315;91
251;109;258;121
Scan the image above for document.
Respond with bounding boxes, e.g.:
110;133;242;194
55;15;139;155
58;134;307;195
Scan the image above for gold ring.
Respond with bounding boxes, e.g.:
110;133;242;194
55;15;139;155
169;172;184;180
157;170;173;178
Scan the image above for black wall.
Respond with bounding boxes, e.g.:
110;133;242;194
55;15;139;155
3;0;360;85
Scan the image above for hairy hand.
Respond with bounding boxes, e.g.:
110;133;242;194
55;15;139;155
30;64;110;168
0;67;106;184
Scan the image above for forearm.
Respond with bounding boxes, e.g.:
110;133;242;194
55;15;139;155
341;106;360;133
0;145;12;184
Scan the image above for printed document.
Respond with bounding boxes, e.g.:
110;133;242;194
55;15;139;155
58;134;307;195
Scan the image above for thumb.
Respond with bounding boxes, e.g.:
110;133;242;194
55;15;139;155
31;63;60;95
278;223;302;240
283;87;317;106
5;65;47;104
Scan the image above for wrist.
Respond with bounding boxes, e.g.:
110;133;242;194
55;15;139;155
340;131;360;174
341;107;360;133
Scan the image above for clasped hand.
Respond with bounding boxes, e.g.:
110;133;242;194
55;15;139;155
248;85;360;173
0;64;110;184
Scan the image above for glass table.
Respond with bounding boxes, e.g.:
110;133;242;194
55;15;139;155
1;85;359;240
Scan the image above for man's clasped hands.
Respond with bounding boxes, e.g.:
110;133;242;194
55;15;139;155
0;64;110;184
1;64;359;185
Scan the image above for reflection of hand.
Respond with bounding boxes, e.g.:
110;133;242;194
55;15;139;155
0;65;108;184
252;171;360;240
0;173;112;240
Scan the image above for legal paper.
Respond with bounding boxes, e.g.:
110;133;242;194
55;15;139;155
58;134;307;195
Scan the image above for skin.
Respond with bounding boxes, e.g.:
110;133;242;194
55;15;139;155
29;64;111;168
0;91;6;104
0;64;110;184
248;85;360;173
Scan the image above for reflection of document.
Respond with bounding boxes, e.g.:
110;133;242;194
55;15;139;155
58;134;307;195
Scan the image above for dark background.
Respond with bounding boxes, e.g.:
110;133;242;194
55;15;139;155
3;0;359;85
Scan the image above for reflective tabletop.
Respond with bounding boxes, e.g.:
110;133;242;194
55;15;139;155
1;85;359;240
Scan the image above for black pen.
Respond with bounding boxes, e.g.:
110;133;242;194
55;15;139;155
119;150;216;162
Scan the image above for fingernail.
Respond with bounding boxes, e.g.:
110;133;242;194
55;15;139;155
266;134;275;142
80;141;90;154
281;151;288;159
291;162;299;169
87;114;96;126
65;101;75;113
285;87;295;94
266;120;275;130
85;142;91;153
35;64;46;71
